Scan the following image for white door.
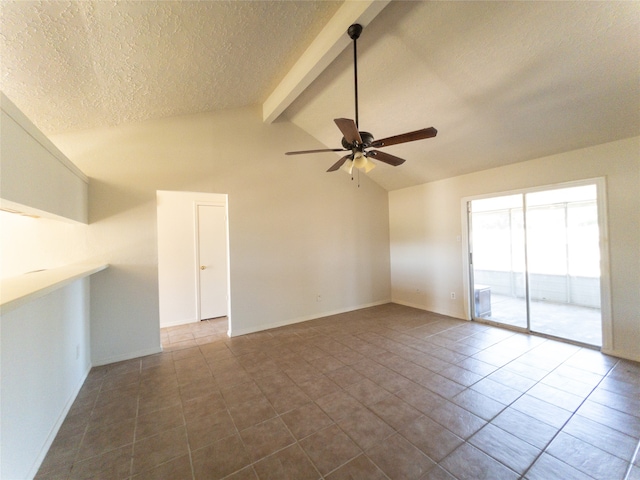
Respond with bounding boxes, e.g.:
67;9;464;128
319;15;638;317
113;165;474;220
197;205;228;320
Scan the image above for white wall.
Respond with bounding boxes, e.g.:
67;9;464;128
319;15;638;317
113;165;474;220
51;106;391;365
389;136;640;361
157;190;227;328
0;94;93;479
1;279;91;479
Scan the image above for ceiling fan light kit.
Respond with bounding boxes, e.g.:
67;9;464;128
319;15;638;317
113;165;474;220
285;23;438;177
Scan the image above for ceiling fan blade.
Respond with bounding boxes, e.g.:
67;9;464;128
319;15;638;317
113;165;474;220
371;127;437;148
334;118;363;145
367;150;406;167
327;154;352;172
285;148;347;155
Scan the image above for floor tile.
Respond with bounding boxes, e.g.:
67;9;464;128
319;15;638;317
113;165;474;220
561;413;638;460
399;415;464;462
510;394;573;429
486;367;537;392
35;307;640;480
299;424;362;475
239;417;295;462
526;382;586;412
191;433;251;480
576;399;640;437
426;400;486;439
455;357;499;376
452;388;506;420
473;371;525;401
587;386;640;417
324;454;386;480
186;409;237;450
264;384;312;414
419;465;457;479
546;432;629;480
297;374;341;399
315;390;368;422
252;444;320;480
438;364;484;387
76;418;136;461
369;394;423;431
468;423;541;474
628;465;640;480
366;433;436;480
130;454;193;480
69;444;133;480
280;402;334;440
345;378;391;406
419;373;466;399
491;407;559;450
325;365;366;388
132;425;189;475
524;453;594;480
337;408;395;450
224;466;259;480
539;371;597;397
440;443;519;480
136;404;185;441
395;382;447;414
221;381;263;406
182;391;226;424
228;395;277;431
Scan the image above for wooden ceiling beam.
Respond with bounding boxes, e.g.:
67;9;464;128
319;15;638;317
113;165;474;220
262;0;390;124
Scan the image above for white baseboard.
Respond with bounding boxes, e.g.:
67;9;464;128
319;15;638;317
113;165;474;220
92;346;163;367
392;299;468;321
601;347;640;363
26;363;92;480
229;300;391;337
160;317;198;328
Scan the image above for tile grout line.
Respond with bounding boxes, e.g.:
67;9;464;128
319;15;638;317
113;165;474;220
623;436;640;480
518;356;620;480
429;340;618;480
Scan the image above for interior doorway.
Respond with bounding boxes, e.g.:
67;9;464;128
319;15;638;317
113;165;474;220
467;181;606;347
196;204;228;320
157;191;230;332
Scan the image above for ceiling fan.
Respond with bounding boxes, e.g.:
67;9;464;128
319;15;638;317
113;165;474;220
285;23;437;174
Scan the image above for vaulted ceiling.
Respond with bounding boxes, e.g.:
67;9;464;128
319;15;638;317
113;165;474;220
1;1;638;191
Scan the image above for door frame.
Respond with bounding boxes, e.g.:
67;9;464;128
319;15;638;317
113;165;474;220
194;199;231;332
460;177;612;350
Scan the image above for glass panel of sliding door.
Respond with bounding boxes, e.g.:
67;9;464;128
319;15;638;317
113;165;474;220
469;194;528;329
525;185;602;346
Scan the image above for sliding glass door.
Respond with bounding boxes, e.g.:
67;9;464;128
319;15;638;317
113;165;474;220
468;183;602;346
468;194;528;329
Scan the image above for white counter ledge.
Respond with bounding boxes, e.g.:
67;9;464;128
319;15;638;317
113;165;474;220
0;262;108;314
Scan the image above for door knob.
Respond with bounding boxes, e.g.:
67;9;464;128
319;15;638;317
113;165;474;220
200;266;207;270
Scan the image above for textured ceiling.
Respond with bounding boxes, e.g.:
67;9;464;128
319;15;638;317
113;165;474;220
0;0;341;134
1;1;638;191
284;1;640;190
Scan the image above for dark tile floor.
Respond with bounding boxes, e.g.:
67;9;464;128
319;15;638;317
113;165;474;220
36;304;640;480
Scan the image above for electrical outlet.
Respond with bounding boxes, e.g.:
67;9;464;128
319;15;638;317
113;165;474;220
75;344;80;360
450;292;456;300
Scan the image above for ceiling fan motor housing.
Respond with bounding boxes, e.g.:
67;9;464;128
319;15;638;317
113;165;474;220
341;131;374;150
